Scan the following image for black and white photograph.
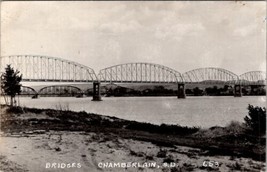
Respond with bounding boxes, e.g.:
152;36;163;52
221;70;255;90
0;1;266;171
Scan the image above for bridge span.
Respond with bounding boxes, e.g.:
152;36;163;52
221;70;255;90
0;55;98;82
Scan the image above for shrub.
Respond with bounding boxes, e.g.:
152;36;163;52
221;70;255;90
125;122;199;135
244;104;266;135
157;149;167;158
225;121;245;135
6;106;24;114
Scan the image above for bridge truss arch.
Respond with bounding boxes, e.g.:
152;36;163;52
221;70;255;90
239;71;266;85
21;86;38;95
183;67;239;84
38;85;82;96
0;55;98;82
98;63;183;83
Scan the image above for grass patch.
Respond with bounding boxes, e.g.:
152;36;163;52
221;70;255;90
126;122;200;136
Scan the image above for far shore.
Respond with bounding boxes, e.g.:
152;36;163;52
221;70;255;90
0;104;265;172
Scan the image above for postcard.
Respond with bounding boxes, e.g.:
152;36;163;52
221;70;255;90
0;1;266;171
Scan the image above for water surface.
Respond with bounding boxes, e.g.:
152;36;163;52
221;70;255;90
2;96;265;128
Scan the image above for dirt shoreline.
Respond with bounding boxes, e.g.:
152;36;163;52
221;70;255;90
0;105;265;171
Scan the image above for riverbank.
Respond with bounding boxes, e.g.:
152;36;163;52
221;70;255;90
0;105;265;171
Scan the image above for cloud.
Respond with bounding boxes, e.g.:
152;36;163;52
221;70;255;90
99;20;142;33
1;1;265;74
155;22;205;41
233;24;258;37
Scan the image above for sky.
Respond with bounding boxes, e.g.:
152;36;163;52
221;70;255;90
1;1;266;75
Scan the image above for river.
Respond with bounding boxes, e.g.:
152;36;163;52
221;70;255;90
1;96;266;128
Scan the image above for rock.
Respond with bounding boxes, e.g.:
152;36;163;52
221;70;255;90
33;130;46;134
55;147;61;151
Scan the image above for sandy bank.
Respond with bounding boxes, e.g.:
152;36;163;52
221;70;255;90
0;105;265;171
0;131;265;172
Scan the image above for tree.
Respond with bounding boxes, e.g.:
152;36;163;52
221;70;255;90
1;65;22;106
193;87;203;96
244;104;266;135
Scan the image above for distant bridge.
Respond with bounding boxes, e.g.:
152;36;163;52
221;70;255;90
239;71;266;85
182;67;239;84
0;55;266;99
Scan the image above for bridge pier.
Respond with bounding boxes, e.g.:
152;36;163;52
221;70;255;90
32;94;39;99
92;81;102;101
177;83;186;99
234;84;242;97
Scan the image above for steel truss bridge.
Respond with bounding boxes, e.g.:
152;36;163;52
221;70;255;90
0;55;266;97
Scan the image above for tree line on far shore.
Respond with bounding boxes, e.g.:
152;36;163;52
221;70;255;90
92;85;266;97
